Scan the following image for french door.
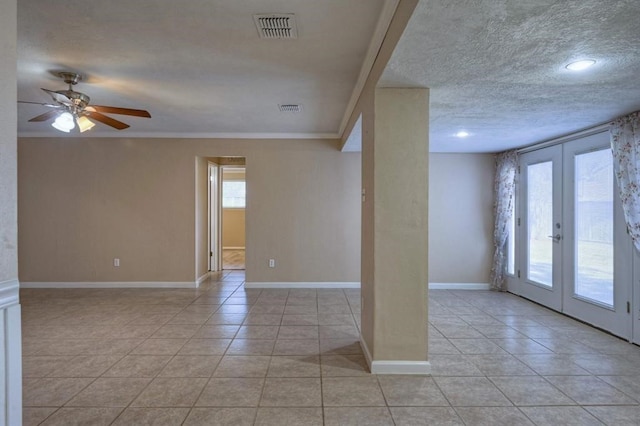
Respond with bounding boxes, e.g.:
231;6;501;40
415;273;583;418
519;145;563;311
517;132;633;339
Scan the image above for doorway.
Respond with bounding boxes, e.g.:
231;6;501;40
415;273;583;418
512;131;634;340
208;158;246;273
221;166;246;270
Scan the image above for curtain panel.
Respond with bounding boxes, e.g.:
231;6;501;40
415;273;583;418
490;150;518;291
610;111;640;252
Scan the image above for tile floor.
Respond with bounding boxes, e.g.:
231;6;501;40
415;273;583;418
21;271;640;425
222;249;245;270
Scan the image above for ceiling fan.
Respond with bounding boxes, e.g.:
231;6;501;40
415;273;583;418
19;72;151;133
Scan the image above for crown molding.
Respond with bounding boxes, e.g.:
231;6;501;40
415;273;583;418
17;131;341;140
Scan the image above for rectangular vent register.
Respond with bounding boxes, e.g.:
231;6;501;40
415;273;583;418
254;14;298;39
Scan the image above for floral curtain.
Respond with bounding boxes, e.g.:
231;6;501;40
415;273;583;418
490;150;518;291
610;111;640;252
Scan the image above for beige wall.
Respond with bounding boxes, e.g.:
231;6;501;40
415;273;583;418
195;156;209;279
429;153;494;283
222;209;245;248
18;138;361;284
0;0;18;282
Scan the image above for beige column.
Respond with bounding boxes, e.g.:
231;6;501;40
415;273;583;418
361;87;429;374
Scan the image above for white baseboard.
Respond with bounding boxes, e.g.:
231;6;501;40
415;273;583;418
0;279;20;309
371;360;431;375
360;334;373;370
243;282;489;290
244;282;360;289
20;281;198;289
223;247;245;250
359;334;430;375
196;272;210;286
5;303;23;424
429;282;490;290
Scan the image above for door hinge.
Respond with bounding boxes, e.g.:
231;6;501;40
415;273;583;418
517;166;521;174
210;251;213;257
517;270;521;278
627;301;631;314
517;217;520;226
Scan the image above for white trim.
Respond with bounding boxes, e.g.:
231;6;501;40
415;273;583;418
20;281;198;289
18;131;340;139
196;272;210;286
359;334;430;375
360;334;373;370
338;0;400;137
5;304;23;424
244;282;360;289
371;360;431;375
517;124;609;154
0;279;19;309
429;283;490;290
222;247;245;250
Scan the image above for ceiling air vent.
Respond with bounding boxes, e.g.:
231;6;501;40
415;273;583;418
278;104;302;113
254;14;298;39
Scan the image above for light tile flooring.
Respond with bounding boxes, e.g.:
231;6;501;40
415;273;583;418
222;249;245;270
21;271;640;425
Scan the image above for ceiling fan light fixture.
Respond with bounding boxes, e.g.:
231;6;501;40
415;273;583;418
76;116;95;133
51;112;75;132
566;59;596;71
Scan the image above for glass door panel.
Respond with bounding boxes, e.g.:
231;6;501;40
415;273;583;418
527;161;554;287
574;149;614;307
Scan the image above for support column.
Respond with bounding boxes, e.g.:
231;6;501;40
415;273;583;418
361;88;429;374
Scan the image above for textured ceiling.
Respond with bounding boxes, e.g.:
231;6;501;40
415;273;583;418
380;0;640;152
17;0;385;138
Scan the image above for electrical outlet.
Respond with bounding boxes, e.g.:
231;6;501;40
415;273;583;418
268;259;275;268
113;258;120;267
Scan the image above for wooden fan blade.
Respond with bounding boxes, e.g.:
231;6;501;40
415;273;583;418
86;111;130;130
88;105;151;118
28;110;60;122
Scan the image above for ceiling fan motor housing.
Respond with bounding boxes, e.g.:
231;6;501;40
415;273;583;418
57;90;90;109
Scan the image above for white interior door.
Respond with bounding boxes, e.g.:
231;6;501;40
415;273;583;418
519;145;563;311
561;134;631;338
208;162;221;272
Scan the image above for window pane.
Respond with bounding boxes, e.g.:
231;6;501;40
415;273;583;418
527;161;553;287
575;149;613;306
223;181;246;208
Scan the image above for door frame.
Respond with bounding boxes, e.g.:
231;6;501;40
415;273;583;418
208;162;222;272
560;134;632;339
518;144;563;312
634;250;640;344
511;131;636;341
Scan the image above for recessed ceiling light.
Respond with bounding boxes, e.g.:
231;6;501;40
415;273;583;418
455;131;469;138
566;59;596;71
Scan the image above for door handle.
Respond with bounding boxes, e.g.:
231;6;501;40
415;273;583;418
547;234;562;242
